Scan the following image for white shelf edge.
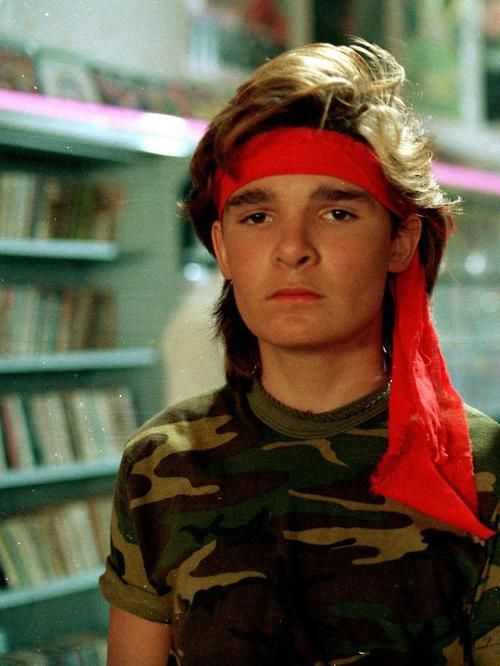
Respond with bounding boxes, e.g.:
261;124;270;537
429;118;500;172
0;567;104;610
0;90;208;160
0;347;159;374
0;238;118;261
0;458;119;489
439;338;500;346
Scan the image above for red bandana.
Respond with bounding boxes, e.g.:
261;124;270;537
372;251;494;539
214;128;407;217
214;127;494;539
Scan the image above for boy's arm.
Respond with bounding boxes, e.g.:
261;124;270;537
470;505;500;666
471;627;500;666
107;606;173;666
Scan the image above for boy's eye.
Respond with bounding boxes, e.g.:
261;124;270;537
324;209;354;222
241;212;271;224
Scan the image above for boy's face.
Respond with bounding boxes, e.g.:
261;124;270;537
212;174;417;360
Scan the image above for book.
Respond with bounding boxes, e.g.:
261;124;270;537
0;521;32;588
50;501;102;574
87;495;113;561
26;392;75;466
0;285;116;354
105;386;138;453
89;290;117;349
0;395;36;469
33;287;61;354
35;509;67;578
0;527;23;589
0;171;38;238
0;171;125;242
30;176;61;239
0;387;136;470
1;516;47;586
0;409;8;471
0;494;113;592
0;287;15;354
63;391;100;461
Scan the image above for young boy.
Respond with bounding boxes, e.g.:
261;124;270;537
100;39;500;665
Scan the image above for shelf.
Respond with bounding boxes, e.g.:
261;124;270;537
0;567;104;610
0;238;118;261
0;347;159;374
0;90;207;162
434;160;500;197
439;338;500;347
429;118;500;171
0;459;119;490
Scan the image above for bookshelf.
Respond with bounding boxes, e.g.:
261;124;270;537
0;86;497;657
0;90;201;654
431;167;500;422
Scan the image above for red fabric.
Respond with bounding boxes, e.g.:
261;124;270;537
214;126;494;539
214;127;407;217
371;253;494;539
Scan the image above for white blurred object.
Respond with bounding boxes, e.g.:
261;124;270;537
163;268;225;405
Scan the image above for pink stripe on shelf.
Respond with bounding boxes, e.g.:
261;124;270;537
0;89;208;141
434;161;500;197
0;89;498;197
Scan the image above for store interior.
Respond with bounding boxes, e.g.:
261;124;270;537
0;0;498;661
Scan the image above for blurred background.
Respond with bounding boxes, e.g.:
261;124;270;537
0;0;498;661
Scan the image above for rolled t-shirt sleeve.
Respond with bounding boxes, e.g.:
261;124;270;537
469;507;500;665
466;409;500;664
98;447;173;624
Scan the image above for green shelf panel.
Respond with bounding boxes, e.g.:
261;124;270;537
0;567;103;610
0;459;119;490
0;239;118;261
0;347;159;374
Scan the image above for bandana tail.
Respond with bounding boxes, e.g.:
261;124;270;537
371;253;495;540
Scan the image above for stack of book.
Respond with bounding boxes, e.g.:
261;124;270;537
0;172;124;241
0;632;107;664
0;285;116;354
0;495;112;590
0;386;137;470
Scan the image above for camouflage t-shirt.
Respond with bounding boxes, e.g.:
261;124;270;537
99;383;500;665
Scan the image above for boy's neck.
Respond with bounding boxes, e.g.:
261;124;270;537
259;344;388;414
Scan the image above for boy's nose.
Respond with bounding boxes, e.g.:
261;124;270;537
272;220;319;269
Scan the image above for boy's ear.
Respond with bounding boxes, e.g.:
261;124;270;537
211;220;232;279
389;214;422;273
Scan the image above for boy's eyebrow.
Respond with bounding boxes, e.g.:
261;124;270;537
309;185;374;205
226;188;276;208
225;183;375;208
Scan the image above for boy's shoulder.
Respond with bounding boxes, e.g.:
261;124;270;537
120;385;245;467
466;404;499;447
466;404;500;473
140;384;233;429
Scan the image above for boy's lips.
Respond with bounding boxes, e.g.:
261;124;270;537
268;287;323;302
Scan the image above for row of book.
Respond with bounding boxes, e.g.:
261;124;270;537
0;171;124;242
0;285;116;355
0;633;107;665
0;386;137;470
0;40;231;120
0;495;112;590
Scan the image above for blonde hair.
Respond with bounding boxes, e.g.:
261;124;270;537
184;39;457;387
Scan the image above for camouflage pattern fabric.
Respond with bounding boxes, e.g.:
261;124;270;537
99;383;500;665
